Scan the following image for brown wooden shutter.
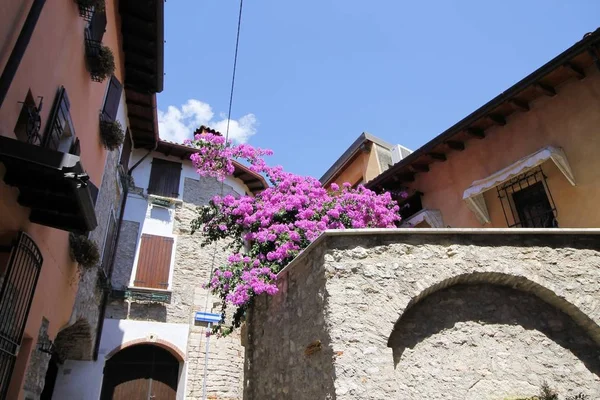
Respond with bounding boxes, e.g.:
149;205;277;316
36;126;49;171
133;234;173;289
102;75;123;121
147;159;182;198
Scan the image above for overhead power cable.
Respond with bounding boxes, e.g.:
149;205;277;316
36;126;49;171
201;1;245;399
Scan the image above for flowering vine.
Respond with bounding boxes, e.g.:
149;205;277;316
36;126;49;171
188;132;402;335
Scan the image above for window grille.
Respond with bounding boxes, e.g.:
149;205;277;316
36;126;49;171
496;166;558;228
0;232;43;399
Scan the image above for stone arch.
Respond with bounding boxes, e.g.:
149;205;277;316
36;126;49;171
54;318;94;361
388;276;600;398
106;338;185;362
387;271;600;347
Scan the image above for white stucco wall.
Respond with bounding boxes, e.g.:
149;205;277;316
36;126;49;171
122;149;250;290
128;149;248;200
51;319;189;400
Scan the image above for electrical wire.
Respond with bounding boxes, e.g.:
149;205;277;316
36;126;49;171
200;1;245;398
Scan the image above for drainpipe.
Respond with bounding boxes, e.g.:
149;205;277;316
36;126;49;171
0;0;46;108
93;142;157;360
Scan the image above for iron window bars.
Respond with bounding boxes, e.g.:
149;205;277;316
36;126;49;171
0;232;43;399
76;1;95;22
16;96;44;146
496;166;558;228
84;38;105;82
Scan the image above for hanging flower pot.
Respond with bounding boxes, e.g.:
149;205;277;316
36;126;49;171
74;0;105;21
85;41;115;82
99;117;125;151
69;233;100;269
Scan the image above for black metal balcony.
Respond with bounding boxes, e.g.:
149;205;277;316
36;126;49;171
0;136;98;233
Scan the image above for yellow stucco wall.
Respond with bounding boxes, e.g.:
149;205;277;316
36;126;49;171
405;65;600;228
327;144;385;188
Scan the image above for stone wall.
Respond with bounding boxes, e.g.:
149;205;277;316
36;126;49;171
246;230;600;400
22;319;51;400
59;148;122;360
178;177;245;400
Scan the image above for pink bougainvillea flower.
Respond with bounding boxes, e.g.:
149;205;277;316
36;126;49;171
187;131;404;335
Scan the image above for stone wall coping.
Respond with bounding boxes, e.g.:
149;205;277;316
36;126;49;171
277;228;600;278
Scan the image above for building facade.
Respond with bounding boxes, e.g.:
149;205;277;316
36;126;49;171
0;1;126;398
52;139;266;399
319;132;410;189
0;0;164;398
366;29;600;229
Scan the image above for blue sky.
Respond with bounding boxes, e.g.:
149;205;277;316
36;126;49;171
157;1;600;179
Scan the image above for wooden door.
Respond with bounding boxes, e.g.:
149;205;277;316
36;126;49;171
100;344;178;400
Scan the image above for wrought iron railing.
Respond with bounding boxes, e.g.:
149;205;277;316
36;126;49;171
497;166;558;228
0;232;43;399
84;38;104;82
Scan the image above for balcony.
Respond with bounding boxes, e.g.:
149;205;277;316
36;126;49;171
0;136;98;233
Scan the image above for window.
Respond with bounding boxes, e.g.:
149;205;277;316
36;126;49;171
14;90;42;145
496;166;558;228
147;158;182;198
86;8;107;43
119;129;132;173
43;86;77;154
101;213;118;278
133;234;174;290
399;192;423;221
102;75;123;122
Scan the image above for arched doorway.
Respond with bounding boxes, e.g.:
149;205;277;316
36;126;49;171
100;344;180;400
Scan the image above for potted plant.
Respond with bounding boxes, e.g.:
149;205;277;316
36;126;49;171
69;233;100;269
86;44;115;82
99;118;125;150
74;0;105;21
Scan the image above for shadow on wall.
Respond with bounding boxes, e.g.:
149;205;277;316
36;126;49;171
129;303;167;322
54;318;94;361
389;284;600;397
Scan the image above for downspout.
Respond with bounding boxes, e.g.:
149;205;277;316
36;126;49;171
92;142;157;360
0;0;46;108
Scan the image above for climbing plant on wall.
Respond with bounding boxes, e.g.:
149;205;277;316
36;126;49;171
188;132;403;335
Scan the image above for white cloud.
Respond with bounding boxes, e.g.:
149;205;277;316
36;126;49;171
158;99;257;144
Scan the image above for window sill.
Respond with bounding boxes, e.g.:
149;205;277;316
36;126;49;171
111;287;172;304
148;194;183;207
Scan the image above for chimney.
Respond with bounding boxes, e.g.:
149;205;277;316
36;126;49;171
194;125;222;138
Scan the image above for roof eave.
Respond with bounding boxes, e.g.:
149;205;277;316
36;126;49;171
367;27;600;190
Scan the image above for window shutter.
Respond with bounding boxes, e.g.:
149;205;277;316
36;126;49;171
133;234;173;289
102;75;123;121
44;86;75;151
101;215;118;277
88;10;107;43
147;159;182;198
120;129;132;172
69;137;81;156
